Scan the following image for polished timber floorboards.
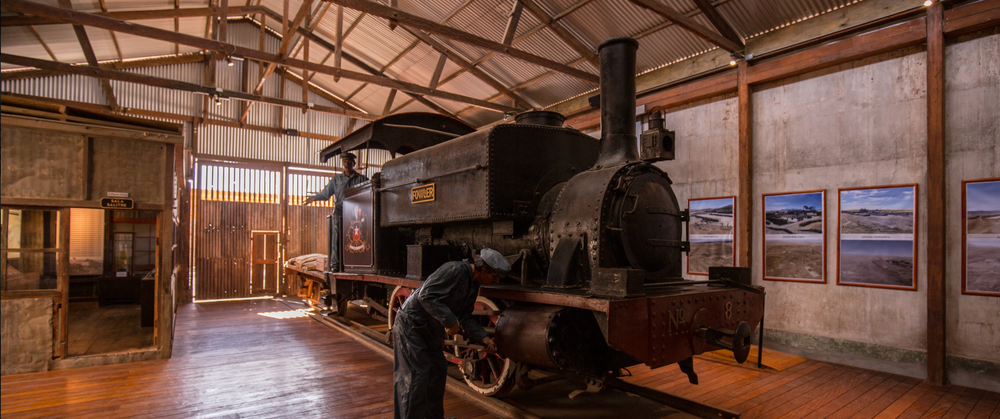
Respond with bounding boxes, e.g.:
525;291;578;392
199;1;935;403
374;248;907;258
1;299;491;418
2;298;997;418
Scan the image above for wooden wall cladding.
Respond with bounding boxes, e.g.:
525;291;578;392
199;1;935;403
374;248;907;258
90;137;167;205
0;126;86;200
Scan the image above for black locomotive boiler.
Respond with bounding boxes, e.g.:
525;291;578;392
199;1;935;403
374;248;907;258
307;37;766;397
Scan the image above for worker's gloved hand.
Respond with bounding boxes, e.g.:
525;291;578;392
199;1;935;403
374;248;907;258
303;196;316;205
481;337;497;355
445;322;461;335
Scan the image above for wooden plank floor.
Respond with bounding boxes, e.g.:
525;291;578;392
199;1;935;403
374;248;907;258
67;301;154;356
1;299;493;419
620;346;1000;419
3;298;997;418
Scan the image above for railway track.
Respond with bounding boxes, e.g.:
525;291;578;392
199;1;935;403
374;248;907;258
279;298;741;419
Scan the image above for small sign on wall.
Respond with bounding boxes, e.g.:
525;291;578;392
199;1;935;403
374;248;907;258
101;197;134;209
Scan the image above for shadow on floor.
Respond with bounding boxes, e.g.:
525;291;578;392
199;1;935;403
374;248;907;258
68;301;154;356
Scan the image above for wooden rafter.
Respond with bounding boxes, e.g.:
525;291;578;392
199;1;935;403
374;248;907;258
276;68;355;111
269;15;458;116
322;0;598;84
403;27;532;110
382;89;396;115
56;0;120;111
0;0;520;112
448;0;735;116
519;0;599;68
1;53;206;81
218;0;229;43
1;6;269;27
502;0;524;46
428;53;446;90
690;0;743;49
28;26;59;61
0;53;377;120
627;0;742;53
345;0;472;112
254;0;315;93
242;0;316;122
97;0;124;61
174;0;180;55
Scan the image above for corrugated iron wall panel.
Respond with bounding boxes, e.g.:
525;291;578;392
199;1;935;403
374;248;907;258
114;62;203;116
1;73;107;106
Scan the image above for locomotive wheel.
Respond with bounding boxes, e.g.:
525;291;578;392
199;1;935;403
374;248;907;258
387;285;413;333
454;297;516;397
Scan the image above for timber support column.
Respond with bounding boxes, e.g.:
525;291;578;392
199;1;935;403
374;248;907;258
925;1;946;386
737;61;753;268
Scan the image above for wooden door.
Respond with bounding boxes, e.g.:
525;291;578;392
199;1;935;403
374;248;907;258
193;162;282;300
251;231;279;295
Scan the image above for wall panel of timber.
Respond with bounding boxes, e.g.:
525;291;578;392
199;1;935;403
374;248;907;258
194;163;334;299
194;201;281;300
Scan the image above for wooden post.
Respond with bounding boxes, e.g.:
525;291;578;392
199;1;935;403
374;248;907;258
737;61;753;268
175;140;192;304
925;1;946;386
57;207;70;359
280;164;289;295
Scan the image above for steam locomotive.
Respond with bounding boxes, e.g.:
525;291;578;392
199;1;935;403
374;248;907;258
305;37;765;397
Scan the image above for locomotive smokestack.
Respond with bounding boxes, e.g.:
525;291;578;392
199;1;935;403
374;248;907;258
596;37;640;167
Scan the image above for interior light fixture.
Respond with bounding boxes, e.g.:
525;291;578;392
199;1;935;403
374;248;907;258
214;95;222;106
729;51;744;66
226;56;235;67
923;0;933;6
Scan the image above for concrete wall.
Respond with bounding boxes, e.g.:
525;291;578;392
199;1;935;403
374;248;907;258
647;33;999;391
1;298;53;375
752;46;932;378
655;95;740;212
944;34;1000;391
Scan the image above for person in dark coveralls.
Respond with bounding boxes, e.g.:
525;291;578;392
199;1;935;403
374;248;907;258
393;248;511;419
303;152;368;271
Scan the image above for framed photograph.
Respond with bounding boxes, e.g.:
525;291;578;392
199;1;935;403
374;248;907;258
687;196;736;275
763;190;825;283
963;178;1000;297
837;185;918;290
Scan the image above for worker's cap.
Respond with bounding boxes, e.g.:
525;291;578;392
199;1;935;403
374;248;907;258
479;248;511;278
341;152;358;161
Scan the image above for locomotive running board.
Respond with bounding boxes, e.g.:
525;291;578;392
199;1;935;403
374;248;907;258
605;377;740;419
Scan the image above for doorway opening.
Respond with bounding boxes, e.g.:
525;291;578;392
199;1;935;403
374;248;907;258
65;208;156;357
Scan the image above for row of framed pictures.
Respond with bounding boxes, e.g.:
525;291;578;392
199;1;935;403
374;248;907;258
686;178;999;296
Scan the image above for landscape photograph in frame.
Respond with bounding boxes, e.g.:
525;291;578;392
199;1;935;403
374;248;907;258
837;185;917;290
687;196;736;275
763;191;825;282
963;178;1000;296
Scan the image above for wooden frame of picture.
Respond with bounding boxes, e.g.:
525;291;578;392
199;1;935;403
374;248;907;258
686;196;736;276
836;184;918;291
962;177;1000;297
762;190;826;283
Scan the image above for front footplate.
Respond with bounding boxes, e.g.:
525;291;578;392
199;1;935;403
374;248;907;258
604;284;765;369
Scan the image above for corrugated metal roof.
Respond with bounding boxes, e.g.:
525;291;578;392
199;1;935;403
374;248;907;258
1;0;888;127
720;0;862;40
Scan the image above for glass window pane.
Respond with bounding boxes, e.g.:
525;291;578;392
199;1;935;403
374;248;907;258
6;209;60;249
5;251;59;291
113;232;134;274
